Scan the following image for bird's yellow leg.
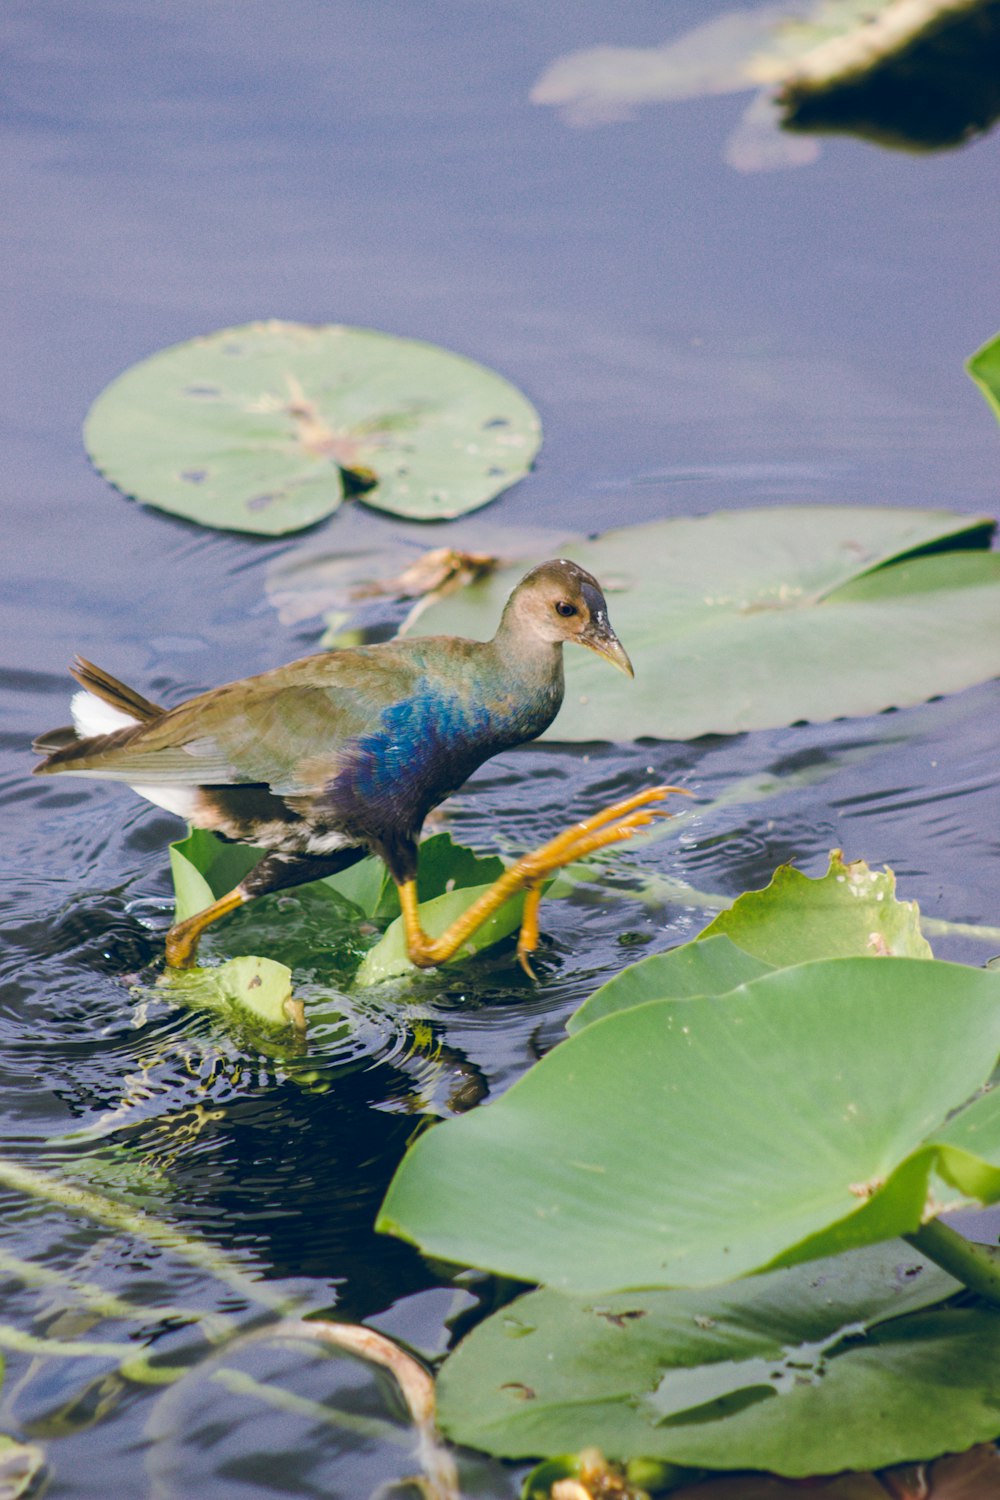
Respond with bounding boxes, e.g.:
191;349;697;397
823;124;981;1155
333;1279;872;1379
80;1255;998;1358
165;888;249;969
516;884;544;979
399;784;686;973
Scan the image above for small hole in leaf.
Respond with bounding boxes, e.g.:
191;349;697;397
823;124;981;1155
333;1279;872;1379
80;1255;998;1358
184;385;221;398
247;493;276;510
180;469;208;484
487;466;505;477
482;417;510;429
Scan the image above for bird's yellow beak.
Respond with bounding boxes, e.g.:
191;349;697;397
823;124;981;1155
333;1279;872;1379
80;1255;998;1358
581;622;634;678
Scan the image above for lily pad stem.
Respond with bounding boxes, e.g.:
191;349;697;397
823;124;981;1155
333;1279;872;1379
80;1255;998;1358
905;1218;1000;1307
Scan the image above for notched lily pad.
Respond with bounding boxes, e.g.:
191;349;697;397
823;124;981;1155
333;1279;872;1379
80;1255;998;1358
699;849;932;965
84;321;542;534
411;507;1000;741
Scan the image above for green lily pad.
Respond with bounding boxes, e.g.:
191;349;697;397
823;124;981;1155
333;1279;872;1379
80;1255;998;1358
378;957;1000;1292
169;827;262;923
567;934;774;1033
967;330;1000;426
84;321;541;535
699;850;932;964
769;0;1000;152
410;507;1000;740
569;853;930;1032
436;1241;992;1474
355;882;527;987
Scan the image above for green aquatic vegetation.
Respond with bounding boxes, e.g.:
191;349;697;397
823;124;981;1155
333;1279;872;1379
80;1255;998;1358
437;1242;978;1471
84;320;541;534
169;825;521;994
967;328;1000;424
379;857;1000;1475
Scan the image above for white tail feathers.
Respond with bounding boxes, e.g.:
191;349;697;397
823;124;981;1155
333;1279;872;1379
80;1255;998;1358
70;690;142;738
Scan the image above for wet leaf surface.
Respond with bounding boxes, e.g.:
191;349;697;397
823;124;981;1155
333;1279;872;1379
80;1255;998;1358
437;1241;986;1472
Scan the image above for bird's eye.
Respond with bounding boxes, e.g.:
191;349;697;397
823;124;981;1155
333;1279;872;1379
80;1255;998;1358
555;600;578;618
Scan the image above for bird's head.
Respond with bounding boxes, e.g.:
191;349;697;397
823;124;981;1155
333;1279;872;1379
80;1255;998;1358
505;559;634;677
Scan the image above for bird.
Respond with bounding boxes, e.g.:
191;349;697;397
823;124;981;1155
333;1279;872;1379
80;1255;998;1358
33;559;676;975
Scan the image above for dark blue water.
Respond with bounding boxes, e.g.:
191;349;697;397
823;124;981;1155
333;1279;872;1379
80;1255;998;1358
3;1;1000;1493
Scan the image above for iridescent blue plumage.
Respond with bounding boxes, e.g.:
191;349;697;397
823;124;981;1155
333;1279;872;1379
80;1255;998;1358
34;558;641;969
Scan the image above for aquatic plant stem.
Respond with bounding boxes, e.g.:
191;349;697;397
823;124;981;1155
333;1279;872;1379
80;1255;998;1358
0;1247;234;1338
145;1319;460;1500
905;1218;1000;1307
0;1157;292;1313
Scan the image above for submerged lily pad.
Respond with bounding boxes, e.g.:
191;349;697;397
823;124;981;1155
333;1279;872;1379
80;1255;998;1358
378;956;1000;1291
161;955;301;1032
84;321;541;534
436;1242;990;1473
410;507;1000;740
169;826;526;982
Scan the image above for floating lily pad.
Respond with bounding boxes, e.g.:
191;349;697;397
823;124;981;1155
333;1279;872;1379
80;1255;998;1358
699;849;932;963
410;507;1000;740
264;506;569;641
378;956;1000;1292
532;1;1000;166
567;934;775;1032
355;882;528;987
84;321;541;534
766;0;1000;152
435;1242;993;1474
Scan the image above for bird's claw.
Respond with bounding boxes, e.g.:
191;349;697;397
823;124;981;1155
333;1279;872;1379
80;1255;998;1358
511;784;687;977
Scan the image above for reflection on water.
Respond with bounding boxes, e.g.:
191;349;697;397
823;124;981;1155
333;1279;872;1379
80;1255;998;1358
532;0;1000;166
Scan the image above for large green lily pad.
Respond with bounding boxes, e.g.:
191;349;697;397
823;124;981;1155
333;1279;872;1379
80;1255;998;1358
378;957;1000;1291
409;507;1000;740
567;934;774;1033
436;1242;979;1472
84;321;541;534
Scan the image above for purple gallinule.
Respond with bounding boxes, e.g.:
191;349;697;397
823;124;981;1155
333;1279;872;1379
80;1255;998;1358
34;560;676;973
